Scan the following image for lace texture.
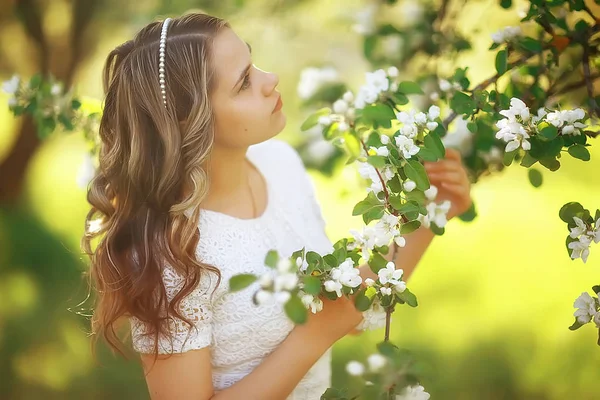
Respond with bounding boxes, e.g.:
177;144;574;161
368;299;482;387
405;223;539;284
130;140;334;400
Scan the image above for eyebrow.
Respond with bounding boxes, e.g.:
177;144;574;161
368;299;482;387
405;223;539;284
232;42;253;92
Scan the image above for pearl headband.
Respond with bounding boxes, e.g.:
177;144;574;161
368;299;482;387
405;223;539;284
159;18;172;107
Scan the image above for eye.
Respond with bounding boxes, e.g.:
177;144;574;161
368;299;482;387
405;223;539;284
240;72;251;91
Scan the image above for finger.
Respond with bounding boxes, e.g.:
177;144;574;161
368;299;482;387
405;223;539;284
444;148;462;161
440;181;471;197
428;171;464;183
424;159;463;173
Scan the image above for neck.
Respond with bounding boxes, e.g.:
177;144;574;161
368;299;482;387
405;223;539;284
204;144;251;200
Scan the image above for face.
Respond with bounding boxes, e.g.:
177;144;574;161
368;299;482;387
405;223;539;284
210;28;286;149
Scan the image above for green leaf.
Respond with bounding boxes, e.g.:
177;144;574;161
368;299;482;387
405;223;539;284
495;49;508;75
29;74;42;89
388;194;403;210
362;104;396;129
417;148;439;162
391;92;409;105
397;81;424;95
559;202;584;223
306;251;322;266
229;274;257;292
518;37;543;53
467;121;478;133
539;157;560;171
284;295;308;324
520;153;538;167
568;145;591;161
540;126;558;140
300;108;330;131
355;289;374;311
397;288;418;307
528;168;543;188
71;99;82;110
450;92;476;115
377;341;398;357
363;207;385;225
503;150;517;166
302;275;322;295
458;202;477;222
367;155;387;168
500;0;512;8
368;252;388;274
569;317;585;331
592;285;600;296
395;201;421;215
404;160;430;190
424;132;445;159
400;220;421;234
265;250;279;268
352;192;384;216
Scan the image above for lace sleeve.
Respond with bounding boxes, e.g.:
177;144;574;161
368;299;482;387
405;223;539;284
130;266;215;354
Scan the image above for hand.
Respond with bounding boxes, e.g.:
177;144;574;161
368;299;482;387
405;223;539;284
424;148;472;220
296;294;364;345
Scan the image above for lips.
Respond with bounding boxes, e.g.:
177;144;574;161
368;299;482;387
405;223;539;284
272;95;283;113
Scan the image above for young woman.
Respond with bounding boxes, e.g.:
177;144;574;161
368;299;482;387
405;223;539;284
83;12;472;400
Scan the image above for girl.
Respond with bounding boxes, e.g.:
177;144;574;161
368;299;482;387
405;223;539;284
83;12;471;400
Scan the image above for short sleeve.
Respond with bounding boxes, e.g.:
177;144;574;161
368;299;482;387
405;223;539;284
130;266;216;354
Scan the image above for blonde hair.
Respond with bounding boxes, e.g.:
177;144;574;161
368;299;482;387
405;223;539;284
82;13;229;359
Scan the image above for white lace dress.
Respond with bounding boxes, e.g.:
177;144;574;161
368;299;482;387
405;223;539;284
130;139;335;399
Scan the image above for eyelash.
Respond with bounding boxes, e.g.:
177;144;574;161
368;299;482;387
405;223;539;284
240;72;251;91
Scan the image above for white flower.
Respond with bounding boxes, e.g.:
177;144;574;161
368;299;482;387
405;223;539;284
426;121;438;131
2;75;20;94
380;287;392;296
375;213;400;238
274;291;291;304
380;134;390;145
333;99;349;115
387;66;399;78
346;361;365;376
428;105;441;120
573;292;598;324
258;273;273;288
306;139;336;165
380;165;395;182
439;79;452;92
331;258;362;288
365;278;375;287
365;69;390;94
495;118;531;152
424;185;438;201
394;281;407;293
592;219;600;244
378;262;404;285
420;200;452;228
8;97;17;107
397;109;417;125
395;135;420;159
415;112;427;125
403;180;417;192
351;225;390;259
76;153;96;188
381;35;404;59
338;121;349;132
570;217;588;238
491;26;522;44
50;83;62;96
353;4;378;35
357;301;388;331
256;290;273;305
274;273;298;291
568;235;592;263
310;298;324;313
343;91;354;103
394;235;406;247
396;384;431;400
370;146;390;157
277;258;293;273
318;116;332;126
297;67;339;100
400;124;419;139
367;354;387;371
324;280;343;297
354;84;379;109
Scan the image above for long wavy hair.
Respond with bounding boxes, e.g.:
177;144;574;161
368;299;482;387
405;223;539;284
82;13;228;359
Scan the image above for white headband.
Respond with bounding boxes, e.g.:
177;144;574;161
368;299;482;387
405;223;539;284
159;18;172;107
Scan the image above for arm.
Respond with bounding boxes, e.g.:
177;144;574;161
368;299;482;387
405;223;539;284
140;328;332;400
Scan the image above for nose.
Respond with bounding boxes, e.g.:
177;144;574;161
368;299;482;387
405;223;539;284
261;71;279;96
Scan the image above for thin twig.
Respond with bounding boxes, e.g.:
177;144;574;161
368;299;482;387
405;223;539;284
581;42;599;117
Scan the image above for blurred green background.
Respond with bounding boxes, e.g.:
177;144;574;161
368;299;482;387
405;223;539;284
1;0;599;399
